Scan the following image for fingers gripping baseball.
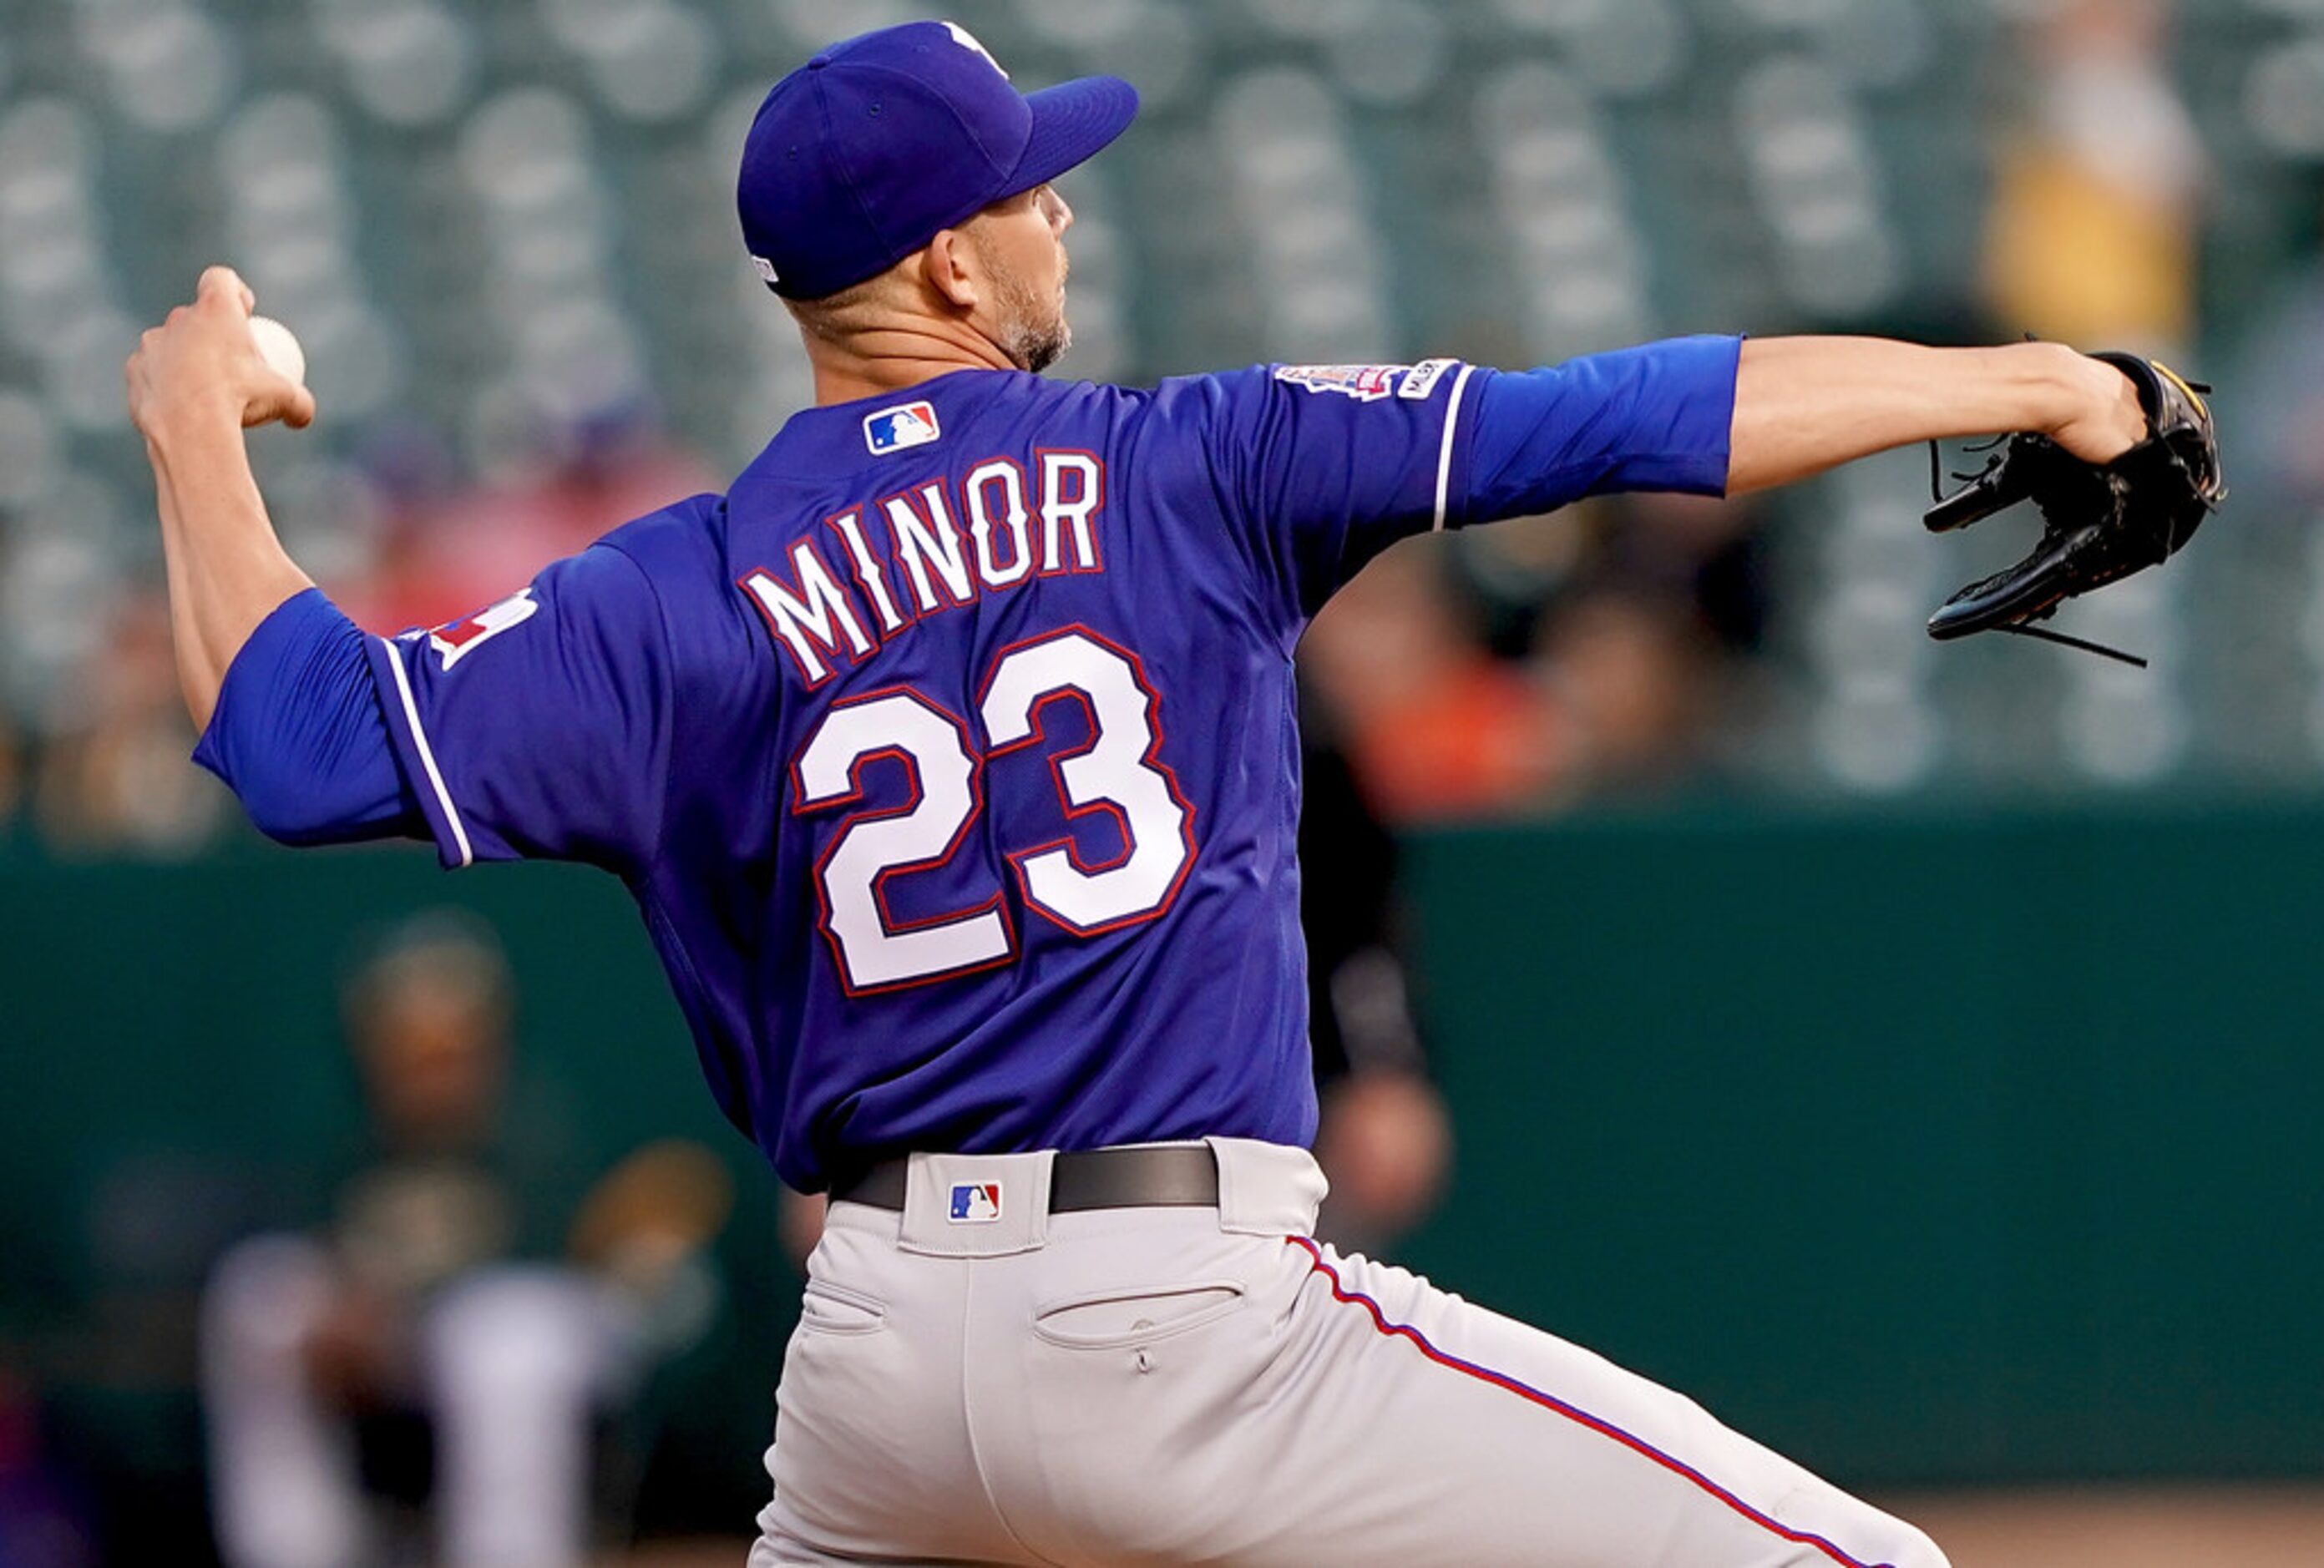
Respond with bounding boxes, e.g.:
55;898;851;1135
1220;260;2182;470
124;266;317;436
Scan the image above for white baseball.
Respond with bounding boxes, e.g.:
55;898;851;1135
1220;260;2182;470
248;314;306;387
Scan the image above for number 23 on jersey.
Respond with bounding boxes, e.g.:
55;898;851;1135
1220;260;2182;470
790;626;1197;993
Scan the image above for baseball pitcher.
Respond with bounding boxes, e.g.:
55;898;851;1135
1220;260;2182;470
127;20;2219;1567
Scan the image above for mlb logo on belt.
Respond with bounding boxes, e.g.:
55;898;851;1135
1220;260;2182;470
865;400;941;455
948;1182;1002;1223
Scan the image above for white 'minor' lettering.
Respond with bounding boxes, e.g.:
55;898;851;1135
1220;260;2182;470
885;483;975;611
1037;452;1102;571
742;542;872;683
827;508;905;635
745;449;1113;687
965;459;1034;589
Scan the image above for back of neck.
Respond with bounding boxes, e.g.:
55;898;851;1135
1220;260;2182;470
804;320;1016;407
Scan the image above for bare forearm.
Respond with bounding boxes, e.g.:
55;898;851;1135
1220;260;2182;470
1727;337;2142;494
144;397;312;730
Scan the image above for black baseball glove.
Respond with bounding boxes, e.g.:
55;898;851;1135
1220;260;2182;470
1923;352;2225;662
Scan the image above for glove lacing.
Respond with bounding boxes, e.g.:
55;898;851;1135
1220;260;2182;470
1925;437;2149;669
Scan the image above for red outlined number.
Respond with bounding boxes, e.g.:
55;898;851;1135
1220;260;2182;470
790;630;1197;990
791;689;1013;994
979;627;1195;936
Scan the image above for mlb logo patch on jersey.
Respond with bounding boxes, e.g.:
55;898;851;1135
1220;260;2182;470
1273;364;1405;402
948;1182;1002;1223
865;401;942;455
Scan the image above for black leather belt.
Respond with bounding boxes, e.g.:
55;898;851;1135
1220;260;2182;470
832;1145;1218;1212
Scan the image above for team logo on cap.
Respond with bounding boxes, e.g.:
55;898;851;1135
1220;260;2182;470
1274;363;1405;402
864;400;942;455
949;1182;1002;1223
943;21;1008;78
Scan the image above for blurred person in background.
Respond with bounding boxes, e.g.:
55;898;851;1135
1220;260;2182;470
1982;0;2205;355
200;910;731;1568
33;587;230;857
1299;490;1770;824
1298;542;1570;822
1529;490;1771;802
1297;695;1451;1254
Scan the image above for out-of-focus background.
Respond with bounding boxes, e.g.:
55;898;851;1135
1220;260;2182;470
5;0;2324;1562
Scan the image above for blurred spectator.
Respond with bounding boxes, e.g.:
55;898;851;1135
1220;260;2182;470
1982;0;2205;355
200;912;730;1568
32;589;230;857
1299;490;1769;824
1528;490;1770;801
1537;585;1714;793
1299;699;1451;1254
1299;539;1570;822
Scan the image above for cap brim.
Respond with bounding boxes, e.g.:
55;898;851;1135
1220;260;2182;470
1004;75;1139;195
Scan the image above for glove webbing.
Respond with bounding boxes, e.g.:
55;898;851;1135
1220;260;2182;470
1923;438;2149;670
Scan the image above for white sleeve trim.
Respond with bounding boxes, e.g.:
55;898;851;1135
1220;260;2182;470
379;635;475;869
1431;364;1477;533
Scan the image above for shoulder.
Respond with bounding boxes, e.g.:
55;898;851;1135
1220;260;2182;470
1092;367;1268;451
1139;362;1454;426
575;493;763;678
1147;365;1268;410
585;491;749;626
595;491;728;582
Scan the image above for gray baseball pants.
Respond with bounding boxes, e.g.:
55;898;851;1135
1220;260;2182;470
751;1138;1948;1567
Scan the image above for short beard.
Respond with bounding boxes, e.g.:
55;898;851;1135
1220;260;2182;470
978;239;1071;374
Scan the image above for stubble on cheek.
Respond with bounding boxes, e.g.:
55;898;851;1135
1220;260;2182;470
1003;267;1071;374
978;230;1072;374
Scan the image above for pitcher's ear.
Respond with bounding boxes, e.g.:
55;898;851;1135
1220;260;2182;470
921;227;980;313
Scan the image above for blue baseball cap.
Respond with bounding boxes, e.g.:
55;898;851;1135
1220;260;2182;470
738;20;1138;301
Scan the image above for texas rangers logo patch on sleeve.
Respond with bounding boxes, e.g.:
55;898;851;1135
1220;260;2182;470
948;1182;1002;1223
1273;364;1405;402
865;401;942;455
427;588;538;671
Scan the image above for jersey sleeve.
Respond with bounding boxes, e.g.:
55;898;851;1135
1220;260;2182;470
362;535;678;875
1182;336;1741;630
1185;358;1488;629
1464;335;1740;522
193;587;421;846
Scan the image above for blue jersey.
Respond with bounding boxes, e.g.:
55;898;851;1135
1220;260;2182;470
360;343;1739;1191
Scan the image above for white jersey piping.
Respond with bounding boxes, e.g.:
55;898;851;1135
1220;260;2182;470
380;635;474;868
1432;363;1476;533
